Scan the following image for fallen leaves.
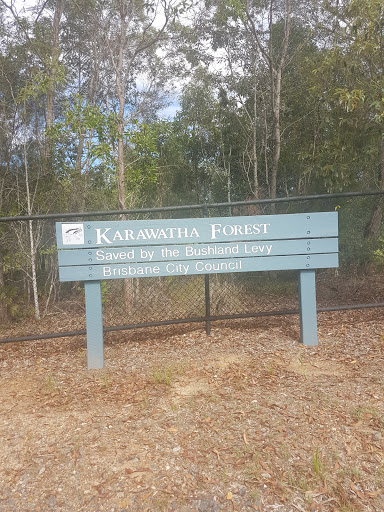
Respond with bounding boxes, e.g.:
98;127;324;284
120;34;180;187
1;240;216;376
365;488;383;498
350;482;383;501
125;467;152;485
1;312;384;512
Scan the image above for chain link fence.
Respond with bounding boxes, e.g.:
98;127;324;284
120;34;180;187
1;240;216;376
1;191;383;343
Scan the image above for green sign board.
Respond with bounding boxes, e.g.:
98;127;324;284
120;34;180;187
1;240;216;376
56;212;339;369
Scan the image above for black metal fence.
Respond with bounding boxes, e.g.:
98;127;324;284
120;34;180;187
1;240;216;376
1;191;384;344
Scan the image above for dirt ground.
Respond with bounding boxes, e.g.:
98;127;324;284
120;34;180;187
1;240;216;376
0;310;383;512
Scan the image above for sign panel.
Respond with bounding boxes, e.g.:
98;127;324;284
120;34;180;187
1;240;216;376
58;253;339;282
56;212;338;249
58;238;338;266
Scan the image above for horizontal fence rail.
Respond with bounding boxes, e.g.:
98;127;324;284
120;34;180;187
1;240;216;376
0;190;383;345
1;190;384;223
2;303;384;345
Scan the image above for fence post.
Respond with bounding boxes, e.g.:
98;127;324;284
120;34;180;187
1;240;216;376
202;206;211;335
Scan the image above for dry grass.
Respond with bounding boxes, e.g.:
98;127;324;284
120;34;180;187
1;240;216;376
0;310;383;511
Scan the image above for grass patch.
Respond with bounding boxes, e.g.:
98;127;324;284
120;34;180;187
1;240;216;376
151;361;185;386
45;374;58;392
312;447;327;482
98;375;111;389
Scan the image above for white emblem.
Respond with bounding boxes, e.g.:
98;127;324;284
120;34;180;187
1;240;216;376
62;223;85;245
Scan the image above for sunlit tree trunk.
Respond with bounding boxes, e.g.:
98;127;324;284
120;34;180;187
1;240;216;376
253;71;259;199
23;99;40;320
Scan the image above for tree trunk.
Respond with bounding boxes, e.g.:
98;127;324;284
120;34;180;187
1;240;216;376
76;42;98;211
270;68;282;201
0;253;9;323
23;98;40;320
44;0;64;174
245;0;291;207
364;139;384;239
253;72;259;199
114;3;132;311
28;219;40;320
114;2;128;212
364;195;384;239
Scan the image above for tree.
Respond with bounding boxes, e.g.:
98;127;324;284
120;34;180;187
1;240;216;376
99;0;175;211
305;0;384;234
191;0;294;200
241;0;292;201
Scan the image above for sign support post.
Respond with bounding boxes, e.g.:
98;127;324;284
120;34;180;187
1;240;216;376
84;280;104;369
298;269;318;346
204;274;211;335
202;206;211;336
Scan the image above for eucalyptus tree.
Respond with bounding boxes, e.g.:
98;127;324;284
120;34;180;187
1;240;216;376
59;0;107;190
92;0;179;211
191;0;299;201
173;67;221;203
0;5;42;320
0;0;71;319
331;0;384;236
45;0;187;213
0;4;15;322
194;0;292;202
240;0;292;201
305;0;384;235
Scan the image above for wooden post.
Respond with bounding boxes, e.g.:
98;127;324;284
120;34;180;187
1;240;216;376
84;280;104;369
204;274;211;335
202;206;211;335
298;270;318;346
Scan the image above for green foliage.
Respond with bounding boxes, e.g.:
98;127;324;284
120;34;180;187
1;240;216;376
101;281;113;305
212;0;247;23
374;239;384;265
3;0;384;218
2;0;384;322
40;245;57;256
335;88;365;113
17;61;66;103
125;123;160;186
305;0;384;191
50;94;118;176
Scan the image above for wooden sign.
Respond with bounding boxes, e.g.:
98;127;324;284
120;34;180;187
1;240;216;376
56;212;339;369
